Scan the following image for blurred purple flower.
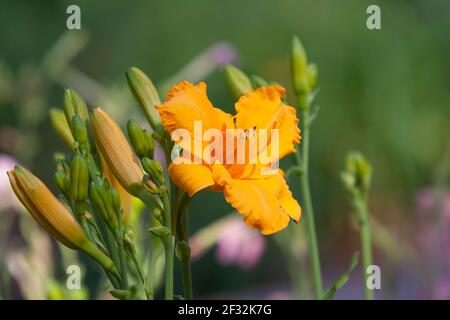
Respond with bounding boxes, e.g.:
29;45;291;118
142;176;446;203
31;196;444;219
210;42;238;66
0;153;19;210
215;217;266;270
415;187;450;298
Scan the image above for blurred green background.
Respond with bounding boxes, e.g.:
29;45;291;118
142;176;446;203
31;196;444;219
1;0;450;299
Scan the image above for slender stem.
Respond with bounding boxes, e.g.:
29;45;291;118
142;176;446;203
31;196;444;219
295;99;323;299
129;248;153;299
178;196;193;299
354;196;374;300
161;191;174;300
115;230;129;290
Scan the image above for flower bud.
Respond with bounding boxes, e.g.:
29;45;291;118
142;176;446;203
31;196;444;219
250;75;268;89
71;115;89;150
342;152;372;197
55;157;70;177
222;64;253;100
127;119;154;159
89;180;118;231
100;154;132;225
176;240;191;261
148;226;170;238
7;166;117;276
64;89;89;124
109;289;131;300
70;155;89;202
123;224;136;246
126;67;162;130
50;108;75;152
91;108;144;196
152;208;163;221
141;158;163;184
307;63;318;90
55;171;70;198
290;36;308;87
144;176;160;194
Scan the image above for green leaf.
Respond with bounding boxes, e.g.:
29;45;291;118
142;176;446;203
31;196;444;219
323;252;360;300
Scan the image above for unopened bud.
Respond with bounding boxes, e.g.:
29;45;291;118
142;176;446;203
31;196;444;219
222;64;253;100
89;181;118;231
152;208;162;221
55;171;70;198
127;119;154;159
148;226;170;238
109;289;131;300
342;152;372;197
64;89;89;124
126;67;162;130
70;155;89;202
176;240;191;261
50;108;75;152
71;115;88;150
141;158;163;184
123;224;136;245
250;75;269;89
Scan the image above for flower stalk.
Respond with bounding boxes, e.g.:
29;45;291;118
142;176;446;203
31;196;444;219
341;151;374;300
291;35;324;299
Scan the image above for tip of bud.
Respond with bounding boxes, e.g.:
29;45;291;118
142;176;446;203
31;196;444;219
126;67;162;130
222;64;253;100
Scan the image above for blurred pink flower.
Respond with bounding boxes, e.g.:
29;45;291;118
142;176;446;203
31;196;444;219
215;217;266;270
415;187;450;298
0;153;19;210
210;42;238;66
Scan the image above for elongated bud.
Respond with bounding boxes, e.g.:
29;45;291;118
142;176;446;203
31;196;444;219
7;166;118;276
109;289;131;300
144;176;160;194
64;89;89;124
250;75;269;89
50;108;75;152
55;171;70;198
89;181;118;231
91;108;144;196
110;187;121;214
126;67;162;130
123;225;136;245
100;154;132;224
307;63;318;90
222;64;253;100
127;120;154;159
148;226;170;238
71;115;89;150
341;152;372;197
176;240;191;261
290;36;318;111
141;158;163;184
291;36;308;90
70;155;89;202
152;208;162;221
55;158;70;177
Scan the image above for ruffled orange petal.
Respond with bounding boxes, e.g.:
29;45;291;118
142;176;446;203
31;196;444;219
234;85;300;160
158;81;233;163
212;163;299;235
168;162;215;197
158;81;233;134
276;170;301;222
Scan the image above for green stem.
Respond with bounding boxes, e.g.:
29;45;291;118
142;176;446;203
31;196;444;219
129;249;152;299
178;196;193;299
354;196;374;300
295;100;323;299
115;230;129;290
161;191;174;300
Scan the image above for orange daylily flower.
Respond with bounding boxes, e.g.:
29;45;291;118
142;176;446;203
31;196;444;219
157;81;302;234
